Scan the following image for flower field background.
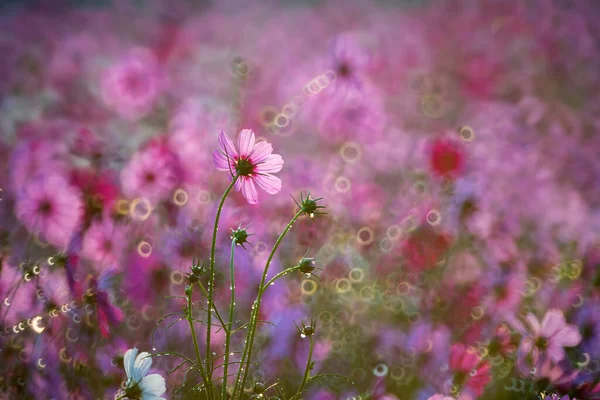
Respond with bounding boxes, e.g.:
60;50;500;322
0;1;600;399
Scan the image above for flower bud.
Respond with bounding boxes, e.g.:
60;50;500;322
253;381;266;394
294;191;326;220
231;225;252;249
297;257;317;275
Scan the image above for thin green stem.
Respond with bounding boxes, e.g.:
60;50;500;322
295;335;314;398
207;174;239;384
263;266;301;290
196;281;228;333
234;210;303;398
187;286;212;399
222;239;237;399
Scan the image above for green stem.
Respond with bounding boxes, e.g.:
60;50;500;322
263;266;301;290
295;335;314;398
234;210;303;398
195;281;228;333
222;239;237;399
187;286;212;399
207;174;239;385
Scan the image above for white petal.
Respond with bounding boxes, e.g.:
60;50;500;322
140;373;166;397
133;352;152;382
124;348;138;380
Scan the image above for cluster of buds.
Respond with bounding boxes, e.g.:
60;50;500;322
186;259;207;285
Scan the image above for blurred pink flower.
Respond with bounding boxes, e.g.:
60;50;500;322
508;309;581;375
120;141;180;203
10;138;68;192
15;173;83;248
82;218;127;268
448;343;491;397
100;48;160;120
427;395;454;400
213;129;283;204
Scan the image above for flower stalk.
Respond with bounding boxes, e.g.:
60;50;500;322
222;238;237;399
206;173;239;387
233;209;304;398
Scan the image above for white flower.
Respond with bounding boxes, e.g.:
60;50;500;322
123;348;166;400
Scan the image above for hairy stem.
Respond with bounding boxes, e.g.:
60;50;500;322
207;174;239;385
222;239;237;399
295;335;314;398
233;210;303;398
263;266;301;290
186;286;212;399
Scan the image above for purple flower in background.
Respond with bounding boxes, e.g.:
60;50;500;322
509;309;581;375
213;129;283;204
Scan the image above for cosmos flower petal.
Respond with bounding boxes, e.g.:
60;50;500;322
546;344;566;362
240;177;258;204
218;131;238;159
553;325;581;348
526;313;541;335
540;309;566;338
249;141;273;164
254;174;282;195
141;394;166;400
255;154;284;174
133;352;152;382
238;129;255;157
449;343;463;369
124;348;138;380
213;149;232;171
140;374;166;397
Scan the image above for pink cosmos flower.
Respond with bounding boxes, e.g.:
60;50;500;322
120;141;180;203
15;173;84;249
82;218;128;268
100;48;160;121
213;129;283;204
427;395;455;400
509;310;581;374
448;343;491;397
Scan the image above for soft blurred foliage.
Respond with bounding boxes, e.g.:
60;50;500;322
0;0;600;399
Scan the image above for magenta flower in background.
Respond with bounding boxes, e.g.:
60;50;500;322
213;129;283;204
448;343;491;397
15;173;83;248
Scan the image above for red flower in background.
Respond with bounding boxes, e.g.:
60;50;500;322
402;225;451;271
429;138;464;179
